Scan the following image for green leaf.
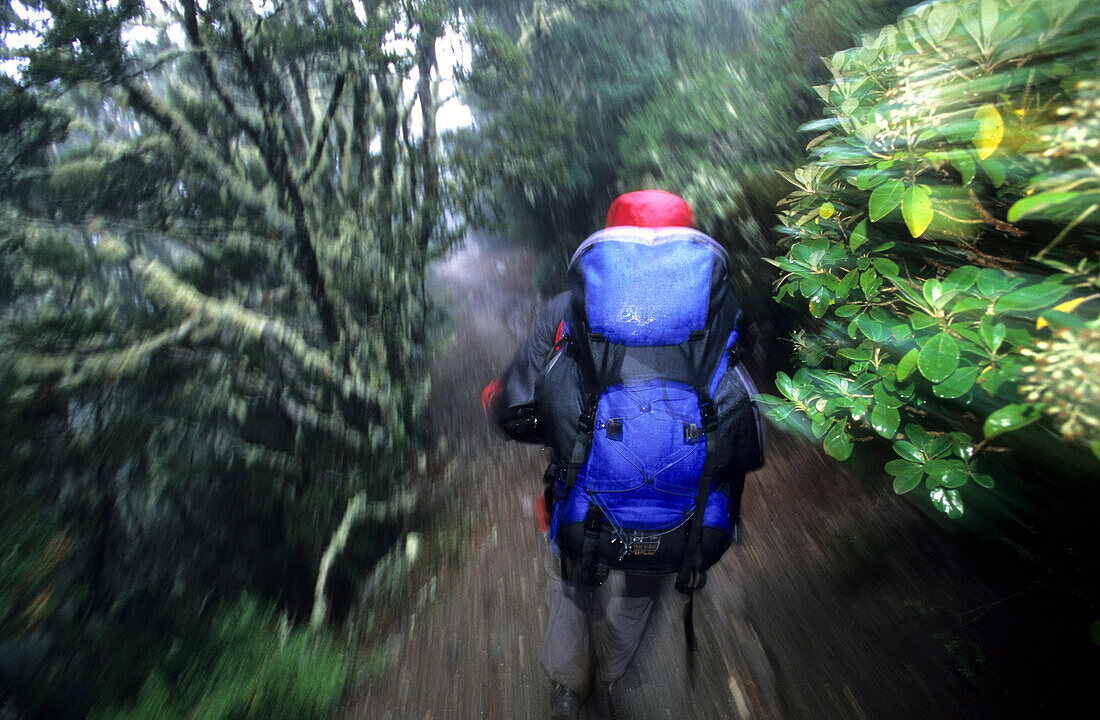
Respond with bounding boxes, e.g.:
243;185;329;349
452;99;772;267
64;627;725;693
860;268;880;298
857;314;886;341
892;464;924;494
775;372;795;400
918;332;960;383
869;178;904;221
850;219;869;251
837;270;858;299
809;293;830;318
923;278;946;309
870;402;900;438
910;312;939;330
873;382;904;409
886;459;916;476
933;366;979;399
977;269;1011;297
902;184;934;237
894;440;924;463
925;458;967;479
983;403;1041;439
873;257;900;279
996;283;1072;313
943;266;979;294
980;156;1005;187
896;348;919;380
951;151;976;185
971;473;995;489
979;315;1006;352
823;423;853;460
1007;191;1079;222
930;488;964;518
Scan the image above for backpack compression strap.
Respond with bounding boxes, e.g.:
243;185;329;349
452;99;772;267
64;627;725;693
676;387;718;682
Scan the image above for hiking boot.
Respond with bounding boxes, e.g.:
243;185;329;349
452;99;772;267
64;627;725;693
550;683;583;720
587;682;617;719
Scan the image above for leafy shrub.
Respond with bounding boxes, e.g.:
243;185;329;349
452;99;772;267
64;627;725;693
760;0;1099;515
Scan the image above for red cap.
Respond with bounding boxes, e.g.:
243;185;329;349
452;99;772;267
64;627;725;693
605;190;695;229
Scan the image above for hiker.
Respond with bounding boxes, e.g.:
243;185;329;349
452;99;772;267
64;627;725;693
483;190;765;720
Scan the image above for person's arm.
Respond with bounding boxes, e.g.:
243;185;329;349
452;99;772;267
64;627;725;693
484;292;571;443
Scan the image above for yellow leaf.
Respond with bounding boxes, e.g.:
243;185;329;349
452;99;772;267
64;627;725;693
973;104;1004;160
1036;296;1089;329
819;202;836;219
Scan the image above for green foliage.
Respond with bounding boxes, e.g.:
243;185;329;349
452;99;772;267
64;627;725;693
762;0;1100;514
92;596;356;720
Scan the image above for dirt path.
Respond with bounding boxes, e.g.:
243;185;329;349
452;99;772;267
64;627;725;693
340;236;1068;720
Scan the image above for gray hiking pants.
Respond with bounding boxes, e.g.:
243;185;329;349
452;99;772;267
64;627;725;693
541;545;667;696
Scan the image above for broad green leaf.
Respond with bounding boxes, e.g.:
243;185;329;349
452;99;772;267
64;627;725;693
857;315;886;341
850;219;869;251
951;151;976;185
925;458;967;479
835;304;862;317
980;156;1005;187
977;268;1011;297
860;268;880;298
973;104;1003;159
949;433;974;459
979;315;1006;352
775;372;795;400
873;382;905;409
926;1;958;41
997;283;1072;313
972;473;995;489
894;440;924;463
902;184;934;237
837;270;858;299
869;178;904;221
886;459;917;476
910;312;939;330
933;366;979;399
918;332;960;383
823;423;853;460
1007;191;1079;222
983;403;1041;439
852;168;888;191
892;464;924;494
897;348;919;380
870;402;900;438
873;257;900;279
943;266;979;294
930;488;964;518
809;293;830;318
923;278;946;308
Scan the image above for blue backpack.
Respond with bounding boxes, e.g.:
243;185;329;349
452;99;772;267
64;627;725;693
547;226;762;592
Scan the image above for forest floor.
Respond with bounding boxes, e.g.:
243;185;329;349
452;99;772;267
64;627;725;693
339;235;1084;720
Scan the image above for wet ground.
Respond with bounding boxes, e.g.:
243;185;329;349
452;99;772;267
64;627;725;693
340;234;1092;719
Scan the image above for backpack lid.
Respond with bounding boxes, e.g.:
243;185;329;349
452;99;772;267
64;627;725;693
568;227;730;347
568;226;730;271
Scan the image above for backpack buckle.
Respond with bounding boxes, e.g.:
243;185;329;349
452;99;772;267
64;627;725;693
698;398;715;431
